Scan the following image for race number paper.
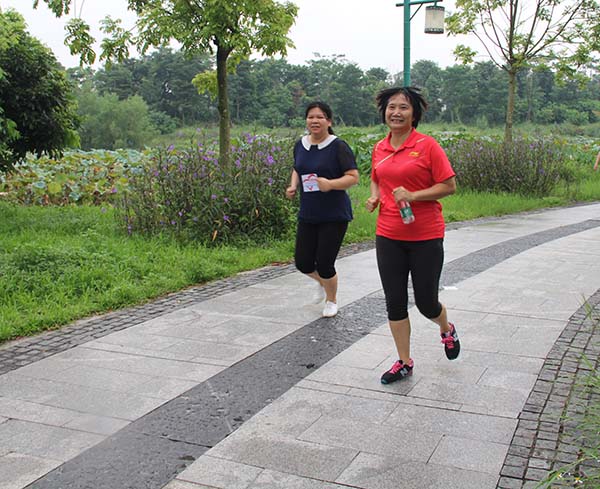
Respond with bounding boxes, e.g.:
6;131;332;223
301;173;319;192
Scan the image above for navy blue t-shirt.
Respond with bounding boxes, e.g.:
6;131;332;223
293;135;357;223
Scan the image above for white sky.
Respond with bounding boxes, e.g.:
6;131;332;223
1;0;477;75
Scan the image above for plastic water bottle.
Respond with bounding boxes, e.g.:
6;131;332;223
399;201;415;224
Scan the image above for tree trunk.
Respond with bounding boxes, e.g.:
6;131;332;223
504;69;517;145
216;45;231;166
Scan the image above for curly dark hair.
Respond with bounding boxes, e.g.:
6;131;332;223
375;87;428;128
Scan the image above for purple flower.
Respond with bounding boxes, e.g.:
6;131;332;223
111;187;117;194
223;197;229;203
235;159;242;168
167;144;175;151
265;155;275;166
178;211;183;216
223;215;230;222
267;178;274;186
211;194;217;200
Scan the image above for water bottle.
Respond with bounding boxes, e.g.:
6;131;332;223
399;201;415;224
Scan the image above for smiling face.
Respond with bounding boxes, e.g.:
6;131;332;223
384;93;414;133
306;107;332;140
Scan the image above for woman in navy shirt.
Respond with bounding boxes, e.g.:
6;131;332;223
286;102;359;317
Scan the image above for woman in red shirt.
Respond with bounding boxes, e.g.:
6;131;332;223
366;87;460;384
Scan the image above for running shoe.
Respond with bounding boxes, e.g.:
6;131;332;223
381;358;413;384
322;301;338;317
441;322;460;360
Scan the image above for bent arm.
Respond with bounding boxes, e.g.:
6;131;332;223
324;169;359;190
394;176;456;203
365;180;380;212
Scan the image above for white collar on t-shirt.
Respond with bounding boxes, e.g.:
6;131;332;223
301;134;338;150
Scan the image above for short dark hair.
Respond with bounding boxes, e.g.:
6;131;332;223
305;101;334;134
375;87;428;128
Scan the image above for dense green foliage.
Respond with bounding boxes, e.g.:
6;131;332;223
446;0;600;143
0;149;147;205
0;10;79;172
116;134;297;244
76;89;158;150
68;50;600;152
445;137;568;196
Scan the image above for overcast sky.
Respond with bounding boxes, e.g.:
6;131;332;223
1;0;477;75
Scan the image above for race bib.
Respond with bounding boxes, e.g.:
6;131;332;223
301;173;319;192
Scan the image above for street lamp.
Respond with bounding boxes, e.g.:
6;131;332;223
395;0;445;86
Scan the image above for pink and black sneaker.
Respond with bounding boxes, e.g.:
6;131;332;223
380;358;414;384
441;323;460;360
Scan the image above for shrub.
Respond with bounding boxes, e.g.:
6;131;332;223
445;136;569;196
116;134;298;245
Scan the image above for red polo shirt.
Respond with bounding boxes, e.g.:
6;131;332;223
371;129;455;241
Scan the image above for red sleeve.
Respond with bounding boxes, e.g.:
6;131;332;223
370;141;383;184
428;139;455;183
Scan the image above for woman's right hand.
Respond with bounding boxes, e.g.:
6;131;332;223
365;196;379;212
285;186;297;199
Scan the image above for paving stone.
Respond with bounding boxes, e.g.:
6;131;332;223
337;451;498;489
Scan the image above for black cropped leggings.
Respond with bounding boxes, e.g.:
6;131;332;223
294;221;348;279
376;235;444;321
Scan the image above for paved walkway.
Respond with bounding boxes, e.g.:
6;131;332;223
1;203;599;489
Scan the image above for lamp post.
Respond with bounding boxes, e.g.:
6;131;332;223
395;0;445;86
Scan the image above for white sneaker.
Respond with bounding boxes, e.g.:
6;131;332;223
322;301;338;318
312;284;326;304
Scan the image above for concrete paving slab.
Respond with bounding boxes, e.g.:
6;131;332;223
247;469;345;488
336;451;498;489
62;413;130;436
297;416;442;461
430;435;508;473
385;403;517;443
0;397;81;427
207;433;358;481
176;455;263;489
0;372;168;419
0;419;104;461
0;452;62;489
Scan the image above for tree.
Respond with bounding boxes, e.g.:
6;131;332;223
76;87;158;150
447;0;600;143
35;0;298;165
0;9;79;173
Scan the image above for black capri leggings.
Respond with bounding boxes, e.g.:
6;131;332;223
376;235;444;321
295;221;348;279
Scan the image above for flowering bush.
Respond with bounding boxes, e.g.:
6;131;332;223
116;134;298;244
445;136;571;196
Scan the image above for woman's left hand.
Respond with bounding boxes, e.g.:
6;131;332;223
392;186;414;204
316;177;333;192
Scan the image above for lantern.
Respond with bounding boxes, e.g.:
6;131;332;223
424;5;445;34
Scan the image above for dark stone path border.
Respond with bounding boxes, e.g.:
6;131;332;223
24;219;600;489
497;289;600;489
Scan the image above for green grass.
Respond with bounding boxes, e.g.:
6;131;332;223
0;203;295;342
1;173;599;343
